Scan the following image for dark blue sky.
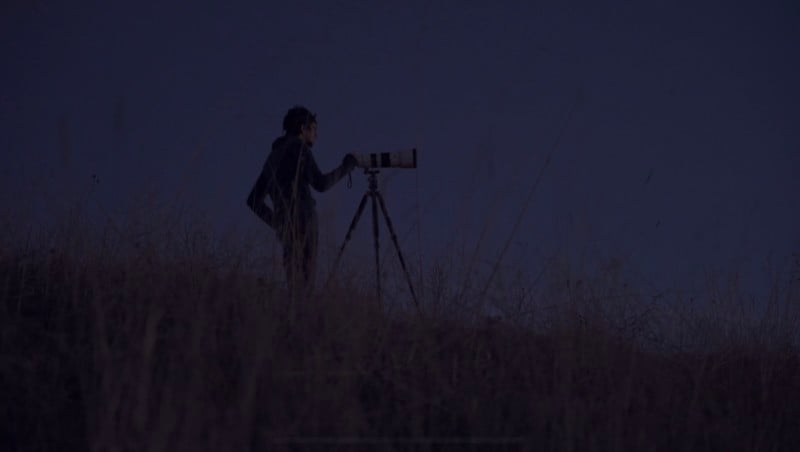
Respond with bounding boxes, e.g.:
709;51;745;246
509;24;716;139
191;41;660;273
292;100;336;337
2;1;798;299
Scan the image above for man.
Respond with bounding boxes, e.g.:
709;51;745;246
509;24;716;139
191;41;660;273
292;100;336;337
247;105;357;296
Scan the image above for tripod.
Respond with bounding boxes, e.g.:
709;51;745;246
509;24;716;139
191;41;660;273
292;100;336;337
327;169;419;311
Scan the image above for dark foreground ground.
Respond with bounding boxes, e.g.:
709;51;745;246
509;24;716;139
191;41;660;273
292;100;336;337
2;248;799;451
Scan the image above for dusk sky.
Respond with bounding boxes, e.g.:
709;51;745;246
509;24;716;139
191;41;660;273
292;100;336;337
2;1;798;302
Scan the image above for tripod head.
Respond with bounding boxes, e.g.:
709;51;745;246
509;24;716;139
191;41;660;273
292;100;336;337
363;168;380;192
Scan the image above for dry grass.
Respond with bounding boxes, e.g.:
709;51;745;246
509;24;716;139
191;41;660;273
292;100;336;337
1;210;799;451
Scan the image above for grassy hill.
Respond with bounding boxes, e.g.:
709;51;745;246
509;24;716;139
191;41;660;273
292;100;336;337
2;226;798;451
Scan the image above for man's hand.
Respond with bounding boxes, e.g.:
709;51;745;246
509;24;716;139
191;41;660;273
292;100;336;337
342;153;358;172
246;191;275;229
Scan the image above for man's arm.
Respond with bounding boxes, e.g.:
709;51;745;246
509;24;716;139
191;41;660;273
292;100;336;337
246;164;275;228
306;150;357;192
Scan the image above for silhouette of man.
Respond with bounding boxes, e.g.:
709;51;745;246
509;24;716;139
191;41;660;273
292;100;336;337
247;106;357;296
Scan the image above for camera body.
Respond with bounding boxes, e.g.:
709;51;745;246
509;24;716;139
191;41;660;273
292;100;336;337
353;148;417;169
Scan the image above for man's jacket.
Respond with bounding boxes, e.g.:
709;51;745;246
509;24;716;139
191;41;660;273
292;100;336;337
247;135;352;230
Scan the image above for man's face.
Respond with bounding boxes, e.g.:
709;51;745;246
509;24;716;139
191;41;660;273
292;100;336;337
300;121;317;147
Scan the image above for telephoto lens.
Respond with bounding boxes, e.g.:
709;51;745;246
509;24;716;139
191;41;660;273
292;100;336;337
353;148;417;169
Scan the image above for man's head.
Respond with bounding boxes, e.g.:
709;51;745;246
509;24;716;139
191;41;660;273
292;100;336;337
282;105;317;147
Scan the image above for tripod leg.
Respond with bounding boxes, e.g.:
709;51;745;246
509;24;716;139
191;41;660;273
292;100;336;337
375;192;420;312
326;191;370;288
371;193;381;300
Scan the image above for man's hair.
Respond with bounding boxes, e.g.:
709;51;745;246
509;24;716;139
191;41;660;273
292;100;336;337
282;105;317;135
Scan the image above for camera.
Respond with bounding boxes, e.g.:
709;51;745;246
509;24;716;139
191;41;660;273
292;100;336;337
352;148;417;169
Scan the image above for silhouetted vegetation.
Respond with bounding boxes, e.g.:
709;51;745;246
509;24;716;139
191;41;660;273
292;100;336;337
2;217;798;451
